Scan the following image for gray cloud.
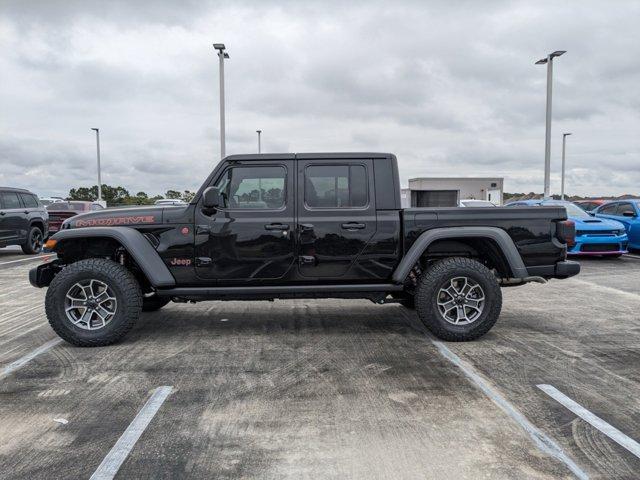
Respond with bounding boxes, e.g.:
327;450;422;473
0;0;639;198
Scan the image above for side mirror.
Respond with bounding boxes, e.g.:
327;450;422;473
202;187;220;209
623;211;636;218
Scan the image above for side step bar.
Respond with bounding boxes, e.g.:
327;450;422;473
156;283;403;297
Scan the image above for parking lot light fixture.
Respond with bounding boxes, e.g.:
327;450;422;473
536;50;566;199
213;43;229;160
90;128;102;202
256;130;262;153
561;133;572;200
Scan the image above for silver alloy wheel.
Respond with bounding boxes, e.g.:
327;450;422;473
436;276;485;325
64;279;118;330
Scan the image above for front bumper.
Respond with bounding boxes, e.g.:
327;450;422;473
569;233;628;256
29;261;60;288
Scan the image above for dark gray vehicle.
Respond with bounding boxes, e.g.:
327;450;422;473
0;187;48;254
30;153;579;346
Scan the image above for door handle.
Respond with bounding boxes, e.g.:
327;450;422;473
264;223;290;231
0;212;5;216
299;223;314;231
341;222;366;230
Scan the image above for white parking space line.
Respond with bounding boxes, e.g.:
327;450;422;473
0;338;63;380
432;340;589;480
0;254;54;266
89;386;173;480
538;384;640;459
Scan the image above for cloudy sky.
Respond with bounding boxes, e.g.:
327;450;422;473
1;0;639;198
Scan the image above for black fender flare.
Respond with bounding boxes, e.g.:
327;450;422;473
391;227;529;283
49;227;176;287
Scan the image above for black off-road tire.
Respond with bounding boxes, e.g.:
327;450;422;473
21;225;43;254
142;295;171;312
399;297;415;309
415;257;502;342
45;259;142;347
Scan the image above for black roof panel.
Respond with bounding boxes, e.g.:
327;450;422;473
224;152;393;161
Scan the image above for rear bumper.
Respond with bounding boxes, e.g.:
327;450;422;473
554;260;580;278
526;260;580;279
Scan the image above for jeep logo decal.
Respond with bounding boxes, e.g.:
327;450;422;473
169;258;192;266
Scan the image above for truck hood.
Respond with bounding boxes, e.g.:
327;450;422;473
62;205;167;229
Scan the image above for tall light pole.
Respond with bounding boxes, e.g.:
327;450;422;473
256;130;262;153
90;128;102;202
213;43;229;159
535;50;566;199
561;133;572;200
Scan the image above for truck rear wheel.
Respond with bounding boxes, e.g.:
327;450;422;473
415;257;502;341
45;259;142;347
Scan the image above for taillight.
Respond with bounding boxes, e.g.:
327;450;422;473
556;219;576;247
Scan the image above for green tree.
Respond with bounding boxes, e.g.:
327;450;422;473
181;190;195;203
165;190;182;199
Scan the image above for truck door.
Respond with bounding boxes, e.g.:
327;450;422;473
194;160;296;282
0;191;26;242
296;159;377;278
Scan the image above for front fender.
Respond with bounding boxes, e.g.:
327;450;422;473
48;227;176;288
392;227;529;283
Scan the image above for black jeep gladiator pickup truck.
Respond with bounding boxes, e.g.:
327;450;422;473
30;153;579;346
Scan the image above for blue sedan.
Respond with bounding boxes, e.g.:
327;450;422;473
594;200;640;251
506;200;628;256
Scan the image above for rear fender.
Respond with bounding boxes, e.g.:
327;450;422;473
392;227;528;283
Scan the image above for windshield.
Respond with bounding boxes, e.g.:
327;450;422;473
543;202;590;219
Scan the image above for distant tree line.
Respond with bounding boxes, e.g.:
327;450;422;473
67;185;196;205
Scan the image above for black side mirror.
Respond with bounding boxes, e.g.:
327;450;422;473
202;187;220;209
622;211;636;218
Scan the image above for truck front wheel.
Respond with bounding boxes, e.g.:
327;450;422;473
45;259;142;347
415;257;502;341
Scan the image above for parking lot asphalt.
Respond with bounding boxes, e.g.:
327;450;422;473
1;253;639;479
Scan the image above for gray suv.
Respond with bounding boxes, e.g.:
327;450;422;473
0;187;49;254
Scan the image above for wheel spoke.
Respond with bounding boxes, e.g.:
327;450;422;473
437;276;485;326
64;279;117;331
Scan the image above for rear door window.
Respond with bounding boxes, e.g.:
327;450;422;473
304;164;368;208
19;193;39;208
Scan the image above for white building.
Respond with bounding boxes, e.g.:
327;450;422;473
401;177;504;207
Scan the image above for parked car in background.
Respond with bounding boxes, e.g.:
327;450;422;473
594;200;640;251
459;199;496;207
575;199;607;212
0;187;48;254
506;199;628;257
39;197;65;207
46;201;104;235
154;198;187;206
